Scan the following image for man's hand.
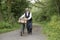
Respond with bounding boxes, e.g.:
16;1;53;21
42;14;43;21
18;17;27;23
18;18;22;23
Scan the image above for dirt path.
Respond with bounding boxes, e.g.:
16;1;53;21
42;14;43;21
0;24;47;40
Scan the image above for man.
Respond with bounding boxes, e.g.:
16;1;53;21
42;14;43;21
19;8;32;34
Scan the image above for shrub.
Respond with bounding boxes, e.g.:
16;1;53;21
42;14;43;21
0;21;12;29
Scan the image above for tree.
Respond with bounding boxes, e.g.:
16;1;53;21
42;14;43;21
0;0;3;21
11;0;29;19
6;0;12;22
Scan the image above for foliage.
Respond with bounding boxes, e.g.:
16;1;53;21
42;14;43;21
0;0;29;33
11;0;29;18
42;15;60;40
32;0;60;40
0;21;20;33
0;0;60;40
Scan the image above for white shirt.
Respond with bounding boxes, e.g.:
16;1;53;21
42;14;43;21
19;12;32;20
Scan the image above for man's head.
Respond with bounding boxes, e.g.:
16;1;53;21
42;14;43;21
25;8;30;12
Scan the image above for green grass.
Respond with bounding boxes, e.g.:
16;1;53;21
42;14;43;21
0;28;17;33
41;15;60;40
33;15;60;40
0;21;21;34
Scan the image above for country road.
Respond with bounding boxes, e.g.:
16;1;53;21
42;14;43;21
0;24;47;40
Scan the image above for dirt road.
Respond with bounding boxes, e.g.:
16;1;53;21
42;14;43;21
0;24;47;40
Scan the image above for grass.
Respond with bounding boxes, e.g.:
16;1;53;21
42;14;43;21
0;22;21;34
33;15;60;40
0;28;16;34
0;26;20;34
41;15;60;40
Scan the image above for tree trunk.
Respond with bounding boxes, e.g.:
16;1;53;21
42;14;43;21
0;0;3;21
7;0;12;22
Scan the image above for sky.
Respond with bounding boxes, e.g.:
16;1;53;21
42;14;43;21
29;0;37;4
30;0;36;3
29;0;41;4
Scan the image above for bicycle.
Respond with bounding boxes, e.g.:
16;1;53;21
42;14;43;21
18;18;27;36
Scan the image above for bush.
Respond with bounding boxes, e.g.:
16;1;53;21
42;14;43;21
42;15;60;40
0;21;12;29
0;21;20;33
0;21;20;29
